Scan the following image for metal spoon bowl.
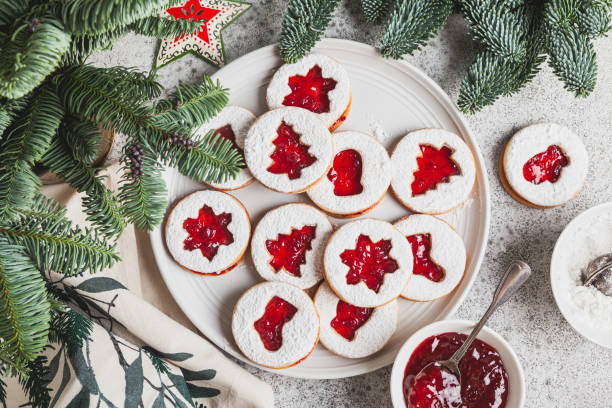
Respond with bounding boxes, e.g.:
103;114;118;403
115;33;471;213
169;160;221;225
581;253;612;296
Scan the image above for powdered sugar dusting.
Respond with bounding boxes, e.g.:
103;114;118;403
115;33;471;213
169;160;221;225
165;190;250;274
232;282;320;368
307;131;391;216
323;219;413;307
251;203;333;289
267;54;351;128
244;107;333;193
315;282;397;358
394;214;466;301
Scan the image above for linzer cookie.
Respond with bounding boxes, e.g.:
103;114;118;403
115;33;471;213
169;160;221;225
314;282;398;358
231;282;320;369
266;54;351;130
197;105;255;190
323;219;413;307
390;129;475;214
307;131;392;218
251;203;333;289
244;107;333;193
394;214;466;301
500;123;588;208
165;190;250;275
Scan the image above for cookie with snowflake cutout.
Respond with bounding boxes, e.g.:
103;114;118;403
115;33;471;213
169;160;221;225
165;190;250;275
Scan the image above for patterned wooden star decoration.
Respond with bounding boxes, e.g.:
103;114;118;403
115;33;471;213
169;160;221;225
155;0;251;68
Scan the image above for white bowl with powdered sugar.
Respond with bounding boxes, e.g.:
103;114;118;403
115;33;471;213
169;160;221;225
551;202;612;348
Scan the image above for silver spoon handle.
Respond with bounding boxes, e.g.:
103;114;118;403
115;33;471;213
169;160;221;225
449;260;532;365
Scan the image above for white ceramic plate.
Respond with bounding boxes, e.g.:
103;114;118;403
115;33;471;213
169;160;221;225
550;202;612;348
150;39;491;379
389;319;525;407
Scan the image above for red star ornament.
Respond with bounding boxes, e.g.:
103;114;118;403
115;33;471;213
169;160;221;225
155;0;251;68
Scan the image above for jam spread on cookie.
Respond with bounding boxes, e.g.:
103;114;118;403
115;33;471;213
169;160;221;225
403;332;509;408
340;234;399;293
214;124;245;168
330;299;373;341
254;296;298;351
267;121;316;180
265;225;317;277
282;65;337;114
411;145;461;196
183;204;234;261
406;233;445;282
522;145;568;185
327;149;364;196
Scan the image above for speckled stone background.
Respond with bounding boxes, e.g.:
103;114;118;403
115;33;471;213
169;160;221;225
91;1;612;407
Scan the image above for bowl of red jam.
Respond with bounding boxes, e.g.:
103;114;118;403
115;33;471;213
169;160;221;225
390;320;525;408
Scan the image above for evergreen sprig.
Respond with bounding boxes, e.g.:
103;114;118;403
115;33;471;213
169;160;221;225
361;0;393;25
48;309;92;356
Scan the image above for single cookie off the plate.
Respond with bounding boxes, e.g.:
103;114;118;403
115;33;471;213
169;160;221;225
232;282;320;369
244;107;333;193
307;131;392;217
266;54;351;130
393;214;466;301
165;190;250;275
251;203;333;289
501;122;588;208
390;129;475;214
197;105;255;190
323;219;413;307
314;282;398;359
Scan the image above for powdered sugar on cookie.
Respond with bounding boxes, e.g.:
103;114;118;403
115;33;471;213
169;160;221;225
197;105;255;190
391;129;475;214
251;203;333;289
315;282;397;358
307;131;391;217
165;190;250;274
232;282;320;368
394;214;466;301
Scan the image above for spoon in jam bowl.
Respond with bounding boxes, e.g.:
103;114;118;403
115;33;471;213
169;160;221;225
405;260;532;406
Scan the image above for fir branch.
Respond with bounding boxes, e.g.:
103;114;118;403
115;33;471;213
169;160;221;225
64;27;129;65
361;0;393;25
42;134;126;239
0;241;51;369
0;0;27;27
0;163;41;221
0;17;71;99
279;0;341;63
0;98;27;138
61;117;102;165
118;146;168;231
12;193;68;223
459;0;527;60
48;309;92;356
577;0;612;38
130;16;203;38
19;355;51;408
380;0;454;59
61;0;170;35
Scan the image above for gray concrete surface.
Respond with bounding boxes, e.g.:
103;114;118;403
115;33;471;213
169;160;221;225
91;1;612;406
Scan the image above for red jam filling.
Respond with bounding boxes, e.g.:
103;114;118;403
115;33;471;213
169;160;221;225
340;234;399;293
330;299;373;341
406;233;445;282
267;121;316;180
282;65;337;114
253;296;298;351
411;145;461;196
214;124;245;168
522;144;568;184
183;204;234;261
327;149;364;196
265;225;317;277
403;332;509;408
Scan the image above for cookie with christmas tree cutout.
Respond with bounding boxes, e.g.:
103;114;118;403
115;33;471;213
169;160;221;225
197;105;256;190
251;203;333;289
314;282;398;359
244;107;333;193
323;219;413;308
266;54;351;131
232;282;320;369
500;123;588;208
165;190;250;275
390;129;476;215
307;131;392;218
394;214;466;302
